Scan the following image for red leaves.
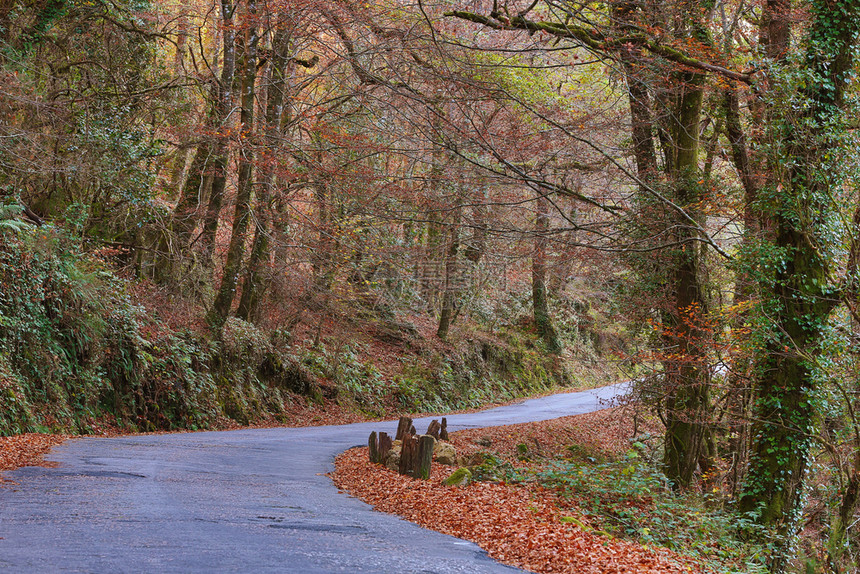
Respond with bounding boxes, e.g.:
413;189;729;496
334;447;698;573
451;406;659;463
332;408;701;574
0;433;68;480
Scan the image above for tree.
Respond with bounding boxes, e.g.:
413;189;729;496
236;27;295;323
532;192;561;353
738;0;860;551
447;0;724;490
447;1;860;567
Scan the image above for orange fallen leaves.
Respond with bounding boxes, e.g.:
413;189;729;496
333;448;700;573
332;408;702;574
0;433;68;481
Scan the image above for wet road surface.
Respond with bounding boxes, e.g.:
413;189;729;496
0;383;626;573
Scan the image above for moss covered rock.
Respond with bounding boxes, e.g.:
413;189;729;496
442;467;472;487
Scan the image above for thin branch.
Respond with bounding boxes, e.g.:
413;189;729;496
445;10;753;84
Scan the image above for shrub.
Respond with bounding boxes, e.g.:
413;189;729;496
537;451;772;573
0;222;218;434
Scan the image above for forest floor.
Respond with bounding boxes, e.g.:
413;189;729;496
0;433;69;478
1;401;707;573
331;407;708;574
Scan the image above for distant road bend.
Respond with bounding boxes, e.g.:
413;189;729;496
0;383;626;573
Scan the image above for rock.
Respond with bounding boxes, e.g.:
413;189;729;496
385;441;401;472
462;452;485;467
442;467;472;487
433;441;458;466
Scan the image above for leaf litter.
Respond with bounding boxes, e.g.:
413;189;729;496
0;433;69;484
332;407;704;574
1;403;703;572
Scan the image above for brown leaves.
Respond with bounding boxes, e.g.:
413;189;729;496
332;408;699;574
448;406;656;463
0;433;68;481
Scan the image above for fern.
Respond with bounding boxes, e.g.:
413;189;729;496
0;204;31;233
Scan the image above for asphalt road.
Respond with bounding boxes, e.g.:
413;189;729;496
0;383;626;573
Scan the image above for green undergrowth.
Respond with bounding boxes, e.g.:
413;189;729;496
0;220;318;434
471;443;773;573
0;218;584;436
391;337;565;414
294;329;570;417
0;222;219;434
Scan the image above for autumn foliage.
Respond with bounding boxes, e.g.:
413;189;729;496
333;409;703;574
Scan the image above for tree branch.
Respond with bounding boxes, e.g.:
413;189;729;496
445;10;753;84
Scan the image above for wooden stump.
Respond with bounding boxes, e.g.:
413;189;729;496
378;432;392;462
440;417;449;441
426;420;441;439
368;431;393;464
399;434;418;476
368;431;379;463
396;434;434;479
416;435;435;479
395;417;413;441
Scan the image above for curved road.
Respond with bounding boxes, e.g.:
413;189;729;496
1;384;626;573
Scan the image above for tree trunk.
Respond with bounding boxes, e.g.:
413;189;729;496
612;0;658;187
237;30;291;323
532;193;561;353
740;223;840;529
422;109;446;314
829;471;860;568
436;208;460;340
464;186;487;264
310;172;336;294
158;139;213;278
660;70;713;490
209;1;258;328
199;0;236;263
421;216;443;313
740;2;860;557
614;2;714;490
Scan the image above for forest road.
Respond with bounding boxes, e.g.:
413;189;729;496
0;383;626;573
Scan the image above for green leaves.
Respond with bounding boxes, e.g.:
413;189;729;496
535;453;770;571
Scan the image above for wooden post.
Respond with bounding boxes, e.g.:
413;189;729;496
378;432;392;462
399;434;418;476
426;420;441;439
440;417;449;441
416;435;435;479
368;431;379;463
395;417;413;441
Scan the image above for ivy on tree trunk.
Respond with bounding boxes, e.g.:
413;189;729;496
739;2;860;565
